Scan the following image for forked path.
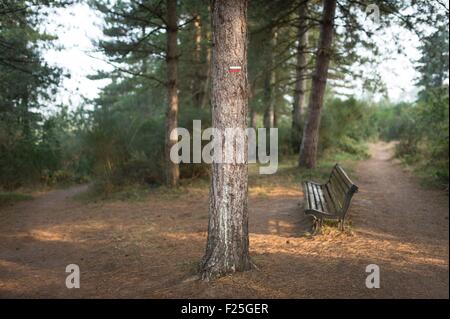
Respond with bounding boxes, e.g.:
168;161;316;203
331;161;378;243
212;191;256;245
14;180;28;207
0;142;448;298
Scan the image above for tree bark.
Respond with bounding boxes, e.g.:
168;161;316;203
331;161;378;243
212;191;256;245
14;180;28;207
165;0;179;186
299;0;336;168
292;0;309;151
201;0;252;281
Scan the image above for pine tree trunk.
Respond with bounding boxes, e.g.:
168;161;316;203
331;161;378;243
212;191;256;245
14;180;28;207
299;0;336;168
250;107;257;128
263;72;274;128
200;30;212;109
248;80;257;128
192;14;203;107
292;0;309;151
165;0;179;186
21;95;31;140
273;62;279;128
201;0;252;281
263;30;277;128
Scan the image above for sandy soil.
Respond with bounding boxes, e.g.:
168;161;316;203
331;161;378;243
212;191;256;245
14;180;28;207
0;142;448;298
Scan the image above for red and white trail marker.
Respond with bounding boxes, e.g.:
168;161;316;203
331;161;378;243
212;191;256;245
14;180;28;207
228;66;242;73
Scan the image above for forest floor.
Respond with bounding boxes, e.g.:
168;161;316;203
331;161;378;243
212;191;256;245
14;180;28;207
0;142;448;298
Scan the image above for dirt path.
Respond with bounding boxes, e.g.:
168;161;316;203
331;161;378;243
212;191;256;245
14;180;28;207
350;142;448;297
0;142;448;298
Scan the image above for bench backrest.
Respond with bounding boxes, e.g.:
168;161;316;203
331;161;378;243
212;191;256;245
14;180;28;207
324;164;358;217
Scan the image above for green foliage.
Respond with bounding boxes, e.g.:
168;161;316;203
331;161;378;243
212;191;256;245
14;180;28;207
85;84;212;194
0;103;92;190
416;24;449;92
86;108;165;187
249;149;358;192
379;22;450;189
0;0;67;189
319;97;375;158
374;93;448;189
1;0;448;195
275;97;374;164
374;102;412;141
372;95;449;189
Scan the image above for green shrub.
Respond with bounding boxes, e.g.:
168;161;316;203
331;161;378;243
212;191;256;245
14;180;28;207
319;97;375;158
375;87;449;189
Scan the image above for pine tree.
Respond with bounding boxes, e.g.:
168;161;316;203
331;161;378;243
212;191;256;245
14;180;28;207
299;0;337;168
201;0;252;281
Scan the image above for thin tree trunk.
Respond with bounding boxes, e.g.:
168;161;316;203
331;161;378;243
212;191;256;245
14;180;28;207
165;0;179;186
200;30;212;109
21;95;31;140
192;14;203;107
248;80;257;127
263;73;273;128
292;0;309;151
201;0;252;281
299;0;336;168
263;30;277;128
250;106;257;128
273;64;279;128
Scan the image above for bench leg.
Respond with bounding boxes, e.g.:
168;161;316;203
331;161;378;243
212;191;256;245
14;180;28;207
316;218;324;234
339;219;344;231
312;218;320;235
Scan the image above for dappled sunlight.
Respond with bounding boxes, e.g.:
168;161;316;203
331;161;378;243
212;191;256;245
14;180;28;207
249;185;302;198
0;220;115;252
30;229;71;242
159;223;448;273
161;231;206;242
266;219;298;235
0;230;71;243
249;231;448;270
0;258;62;297
0;258;24;269
28;222;110;243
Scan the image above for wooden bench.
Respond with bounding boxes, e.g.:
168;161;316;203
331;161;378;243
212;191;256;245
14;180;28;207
302;164;358;232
